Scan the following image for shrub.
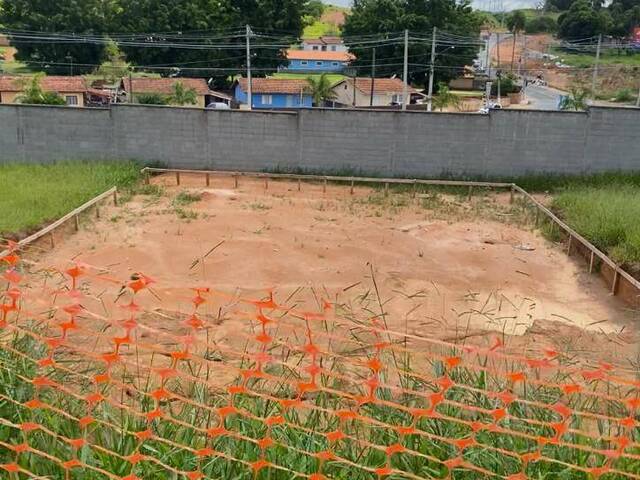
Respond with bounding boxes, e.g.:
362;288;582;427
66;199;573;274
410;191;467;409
136;92;168;105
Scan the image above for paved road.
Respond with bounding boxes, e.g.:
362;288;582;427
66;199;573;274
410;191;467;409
522;84;564;110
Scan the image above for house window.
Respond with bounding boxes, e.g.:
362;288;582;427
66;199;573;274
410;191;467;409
65;95;78;106
331;46;337;51
286;95;294;107
300;60;308;66
312;46;318;50
261;95;273;105
316;61;323;66
321;45;327;51
332;62;339;66
392;94;403;104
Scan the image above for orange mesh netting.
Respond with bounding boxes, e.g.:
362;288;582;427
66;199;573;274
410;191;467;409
0;241;638;479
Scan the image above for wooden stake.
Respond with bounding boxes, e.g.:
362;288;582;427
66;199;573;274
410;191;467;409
323;178;327;193
113;190;118;206
234;175;239;189
176;172;181;186
350;180;355;195
589;251;595;273
297;178;301;191
567;235;572;255
509;185;514;204
467;186;473;201
264;177;268;190
95;205;100;219
205;173;210;187
534;208;539;227
384;182;389;196
144;171;150;185
49;232;55;249
74;214;79;231
611;268;619;295
412;181;417;198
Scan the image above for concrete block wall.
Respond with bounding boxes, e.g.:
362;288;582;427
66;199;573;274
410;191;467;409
0;103;638;177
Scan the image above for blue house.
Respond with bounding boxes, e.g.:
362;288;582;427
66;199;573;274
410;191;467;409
283;49;354;73
234;78;313;109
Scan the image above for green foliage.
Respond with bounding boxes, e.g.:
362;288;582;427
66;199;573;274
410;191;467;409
306;73;337;106
0;0;121;75
524;15;558;33
136;92;168;105
432;82;461;111
557;0;611;39
95;39;130;84
0;161;140;235
343;0;482;87
553;183;640;265
558;87;589;110
613;87;634;102
304;0;325;19
16;74;66;105
506;10;527;33
490;73;519;95
169;81;198;105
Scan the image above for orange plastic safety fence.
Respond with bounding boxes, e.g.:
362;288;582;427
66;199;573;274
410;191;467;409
0;242;639;480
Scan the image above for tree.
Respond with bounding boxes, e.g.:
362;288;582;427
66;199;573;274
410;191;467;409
16;74;66;105
170;81;198;105
432;82;460;111
136;93;168;105
0;0;121;74
507;11;526;71
95;40;130;84
559;87;589;110
525;15;558;33
557;0;610;39
306;74;336;106
343;0;482;87
304;0;325;19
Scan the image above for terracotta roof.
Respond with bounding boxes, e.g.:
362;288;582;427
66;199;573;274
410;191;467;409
122;77;209;95
304;36;344;45
286;49;354;62
237;77;311;94
335;77;420;94
0;75;87;92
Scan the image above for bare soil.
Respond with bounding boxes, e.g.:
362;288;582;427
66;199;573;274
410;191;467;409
22;174;639;377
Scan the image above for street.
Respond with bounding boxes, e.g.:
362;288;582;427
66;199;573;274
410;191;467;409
522;84;564;110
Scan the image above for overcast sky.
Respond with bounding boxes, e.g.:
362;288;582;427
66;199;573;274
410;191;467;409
325;0;540;11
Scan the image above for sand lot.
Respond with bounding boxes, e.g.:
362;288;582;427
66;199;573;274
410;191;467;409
22;174;638;376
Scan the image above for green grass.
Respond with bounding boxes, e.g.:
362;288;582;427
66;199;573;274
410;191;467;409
551;183;640;266
269;72;347;84
0;161;140;237
303;20;340;38
552;48;640;67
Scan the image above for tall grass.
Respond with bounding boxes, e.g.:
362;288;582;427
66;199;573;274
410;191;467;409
0;161;140;236
552;184;640;266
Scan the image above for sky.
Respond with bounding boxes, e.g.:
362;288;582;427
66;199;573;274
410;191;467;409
324;0;540;10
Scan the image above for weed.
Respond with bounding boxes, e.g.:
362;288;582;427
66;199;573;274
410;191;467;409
174;207;198;220
173;190;202;207
248;202;272;211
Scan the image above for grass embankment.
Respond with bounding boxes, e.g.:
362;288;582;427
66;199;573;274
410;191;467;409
270;72;347;84
517;173;640;270
552;48;640;68
0;161;139;237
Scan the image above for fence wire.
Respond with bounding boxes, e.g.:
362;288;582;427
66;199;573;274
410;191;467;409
0;242;638;479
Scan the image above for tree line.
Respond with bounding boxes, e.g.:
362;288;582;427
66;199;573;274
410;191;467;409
1;0;483;87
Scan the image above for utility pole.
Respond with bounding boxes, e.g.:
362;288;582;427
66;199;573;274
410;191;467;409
521;34;527;101
427;26;437;112
485;38;491;79
246;24;253;111
636;84;640;108
129;69;134;103
370;47;376;107
496;32;500;72
402;29;408;111
591;33;602;98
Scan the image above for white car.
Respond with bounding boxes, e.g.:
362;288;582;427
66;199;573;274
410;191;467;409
206;102;231;110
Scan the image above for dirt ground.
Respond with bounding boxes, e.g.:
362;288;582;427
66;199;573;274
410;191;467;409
19;173;638;379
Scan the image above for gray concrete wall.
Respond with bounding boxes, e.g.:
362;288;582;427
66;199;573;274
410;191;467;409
1;103;638;177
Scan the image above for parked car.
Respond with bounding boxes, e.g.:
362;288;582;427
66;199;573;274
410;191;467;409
206;102;231;110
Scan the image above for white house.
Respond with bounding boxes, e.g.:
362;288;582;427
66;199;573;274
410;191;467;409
302;36;348;53
331;78;424;107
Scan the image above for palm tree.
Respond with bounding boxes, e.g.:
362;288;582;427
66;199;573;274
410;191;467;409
306;74;337;107
559;87;589;111
432;83;461;112
170;81;198;106
506;11;527;71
